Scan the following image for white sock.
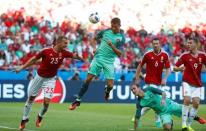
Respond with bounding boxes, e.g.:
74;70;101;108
22;101;34;120
141;107;151;116
187;107;198;126
155;113;161;122
182;105;190;126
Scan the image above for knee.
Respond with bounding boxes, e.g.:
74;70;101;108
28;96;36;103
183;97;191;105
192;100;200;109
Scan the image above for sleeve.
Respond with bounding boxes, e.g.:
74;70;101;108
63;50;73;58
145;87;164;95
139;54;147;67
95;29;105;40
35;49;44;59
116;31;125;51
175;55;184;67
164;54;170;68
135;98;143;119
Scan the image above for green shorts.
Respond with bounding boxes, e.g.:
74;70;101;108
160;101;182;125
88;58;114;79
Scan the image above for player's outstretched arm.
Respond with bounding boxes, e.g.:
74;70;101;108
72;53;85;62
106;40;122;57
15;56;39;73
173;66;185;72
161;92;167;106
134;64;143;85
161;68;171;85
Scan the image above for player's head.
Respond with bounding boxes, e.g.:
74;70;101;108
187;36;198;51
130;84;144;97
54;36;69;49
111;17;121;33
152;37;161;52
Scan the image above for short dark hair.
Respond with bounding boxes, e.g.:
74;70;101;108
111;17;121;25
188;36;199;44
53;35;67;45
152;37;160;41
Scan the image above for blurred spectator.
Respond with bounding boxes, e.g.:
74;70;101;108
27;69;34;80
70;72;81;80
0;7;206;74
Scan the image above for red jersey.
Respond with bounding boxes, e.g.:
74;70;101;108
175;51;206;87
35;47;73;78
140;50;170;85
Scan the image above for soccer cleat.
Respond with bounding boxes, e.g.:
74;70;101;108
69;100;80;110
188;126;195;131
197;117;206;124
36;114;43;127
155;121;162;128
182;125;188;131
19;119;29;131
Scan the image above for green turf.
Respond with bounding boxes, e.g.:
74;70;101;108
0;103;205;131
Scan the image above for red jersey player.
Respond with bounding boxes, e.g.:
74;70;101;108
174;36;206;131
134;37;171;128
15;36;84;130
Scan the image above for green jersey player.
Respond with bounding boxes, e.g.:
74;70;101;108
130;85;206;130
69;17;125;110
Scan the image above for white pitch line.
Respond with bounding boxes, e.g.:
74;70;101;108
0;125;36;131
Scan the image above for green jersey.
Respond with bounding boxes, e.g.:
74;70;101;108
94;29;125;64
136;87;179;119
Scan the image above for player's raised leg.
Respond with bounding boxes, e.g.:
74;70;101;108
69;73;95;110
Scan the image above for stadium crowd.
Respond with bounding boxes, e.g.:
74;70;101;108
0;8;206;72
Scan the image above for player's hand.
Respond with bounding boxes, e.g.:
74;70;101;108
161;99;166;106
179;66;185;71
106;40;113;46
74;53;85;62
14;67;22;73
161;79;167;86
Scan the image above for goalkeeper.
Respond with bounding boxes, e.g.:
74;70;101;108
130;84;205;130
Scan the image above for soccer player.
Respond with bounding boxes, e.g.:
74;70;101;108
134;37;171;127
15;36;84;130
69;17;125;110
131;84;206;131
173;36;206;131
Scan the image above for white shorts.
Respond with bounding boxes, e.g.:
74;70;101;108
28;73;56;99
182;82;202;98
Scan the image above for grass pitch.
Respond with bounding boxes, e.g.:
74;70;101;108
0;103;205;131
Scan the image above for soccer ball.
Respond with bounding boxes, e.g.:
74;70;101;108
89;12;100;24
